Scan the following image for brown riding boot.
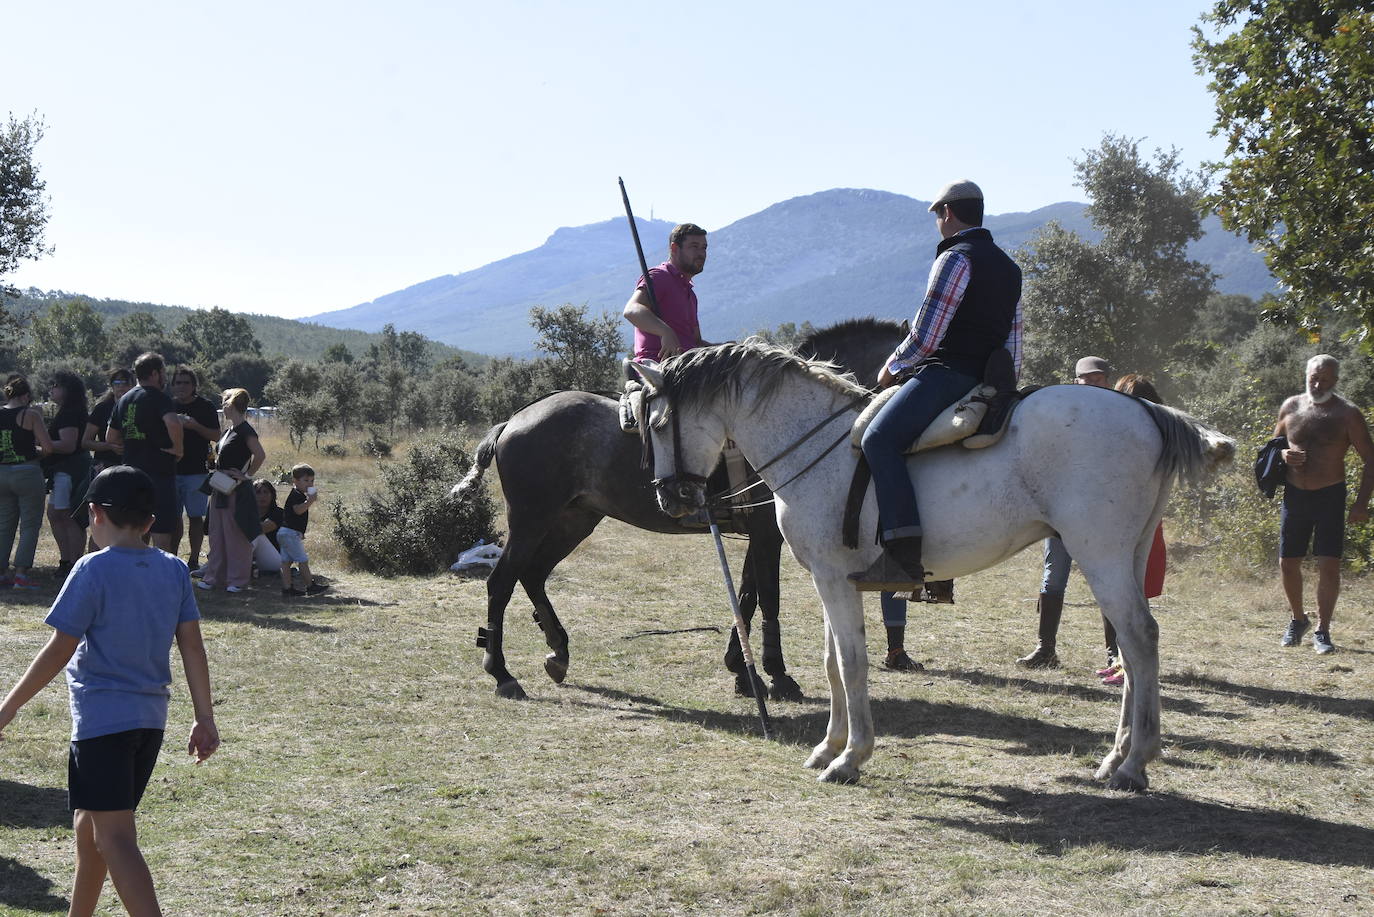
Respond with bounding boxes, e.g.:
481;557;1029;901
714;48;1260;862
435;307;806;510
849;536;924;592
1016;592;1063;668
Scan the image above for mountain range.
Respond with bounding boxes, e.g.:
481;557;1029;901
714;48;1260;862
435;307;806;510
310;188;1276;356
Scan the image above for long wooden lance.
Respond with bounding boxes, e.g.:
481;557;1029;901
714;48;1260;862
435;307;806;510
618;177;773;740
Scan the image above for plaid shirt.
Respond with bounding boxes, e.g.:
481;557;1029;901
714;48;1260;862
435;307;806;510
885;244;1023;378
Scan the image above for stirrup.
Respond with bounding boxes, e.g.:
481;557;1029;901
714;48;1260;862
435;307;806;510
848;551;923;592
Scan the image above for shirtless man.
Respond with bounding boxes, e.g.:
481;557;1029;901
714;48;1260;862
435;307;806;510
1273;354;1374;653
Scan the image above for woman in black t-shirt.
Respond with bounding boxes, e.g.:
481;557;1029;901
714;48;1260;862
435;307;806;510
198;388;264;592
43;370;91;573
83;369;134;474
251;478;285;573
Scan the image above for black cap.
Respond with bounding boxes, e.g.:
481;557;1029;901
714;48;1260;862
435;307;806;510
78;465;156;519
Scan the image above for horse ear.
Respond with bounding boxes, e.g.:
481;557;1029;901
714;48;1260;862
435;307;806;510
629;360;664;392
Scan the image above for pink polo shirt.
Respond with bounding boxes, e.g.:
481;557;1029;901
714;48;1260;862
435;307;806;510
633;261;701;360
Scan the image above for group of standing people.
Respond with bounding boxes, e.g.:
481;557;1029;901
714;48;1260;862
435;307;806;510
625;178;1371;666
1;351;327;598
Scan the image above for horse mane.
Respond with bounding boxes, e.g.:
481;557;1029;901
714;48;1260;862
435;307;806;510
661;338;870;416
794;316;906;360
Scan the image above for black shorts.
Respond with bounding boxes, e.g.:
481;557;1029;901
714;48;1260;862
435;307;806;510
68;728;164;812
1280;482;1346;559
148;474;178;535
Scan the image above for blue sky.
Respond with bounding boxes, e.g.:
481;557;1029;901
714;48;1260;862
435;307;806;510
6;0;1227;320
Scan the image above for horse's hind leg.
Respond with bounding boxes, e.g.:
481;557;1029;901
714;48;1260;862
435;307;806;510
521;509;603;685
1081;565;1160;791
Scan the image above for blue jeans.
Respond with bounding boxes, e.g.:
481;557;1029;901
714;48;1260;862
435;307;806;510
1041;536;1072;594
880;592;907;627
861;365;978;541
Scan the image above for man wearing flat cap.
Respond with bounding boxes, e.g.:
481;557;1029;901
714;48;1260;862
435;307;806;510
851;180;1023;591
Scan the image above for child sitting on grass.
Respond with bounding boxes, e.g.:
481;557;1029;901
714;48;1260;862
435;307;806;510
0;464;219;917
280;463;327;597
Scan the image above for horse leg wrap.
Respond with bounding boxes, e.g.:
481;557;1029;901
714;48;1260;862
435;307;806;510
761;618;787;678
476;626;489;648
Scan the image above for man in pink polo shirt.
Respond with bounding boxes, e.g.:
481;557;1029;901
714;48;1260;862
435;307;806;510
624;223;712;361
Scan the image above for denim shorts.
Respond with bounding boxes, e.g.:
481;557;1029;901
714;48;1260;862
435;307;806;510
175;473;210;518
49;472;74;511
68;728;164;812
276;527;309;565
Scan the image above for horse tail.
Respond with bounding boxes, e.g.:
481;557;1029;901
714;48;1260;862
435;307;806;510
1137;401;1236;484
451;421;507;502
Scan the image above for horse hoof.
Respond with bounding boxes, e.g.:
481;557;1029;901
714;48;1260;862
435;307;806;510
768;673;804;702
804;747;837;770
494;679;528;700
543;654;568;684
1108;769;1149;793
818;762;861;785
734;671;766;698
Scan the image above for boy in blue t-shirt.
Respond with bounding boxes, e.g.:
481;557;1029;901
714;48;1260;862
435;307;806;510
0;465;219;917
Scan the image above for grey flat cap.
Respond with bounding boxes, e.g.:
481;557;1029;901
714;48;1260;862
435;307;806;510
1075;356;1111;376
928;179;984;212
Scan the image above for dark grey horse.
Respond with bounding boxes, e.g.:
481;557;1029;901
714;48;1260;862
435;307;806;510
452;318;904;701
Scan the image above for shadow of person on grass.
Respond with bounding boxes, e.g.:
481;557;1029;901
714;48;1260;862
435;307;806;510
567;685;1346;769
911;778;1374;869
0;857;67;913
1162;671;1374;722
0;779;68;829
921;666;1238;719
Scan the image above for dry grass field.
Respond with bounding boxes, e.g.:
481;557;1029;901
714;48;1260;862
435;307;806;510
2;428;1372;915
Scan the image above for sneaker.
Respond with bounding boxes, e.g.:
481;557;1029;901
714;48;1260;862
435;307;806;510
1101;667;1125;687
1281;618;1310;647
1313;630;1335;654
195;580;213;591
190;566;207;580
11;573;39;590
305;582;329;595
1095;659;1119;678
226;585;245;594
282;587;306;597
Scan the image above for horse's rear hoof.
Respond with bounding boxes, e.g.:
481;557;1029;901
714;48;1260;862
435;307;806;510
544;653;568;684
1108;769;1149;793
734;670;766;698
818;762;861;785
495;679;528;700
768;673;803;701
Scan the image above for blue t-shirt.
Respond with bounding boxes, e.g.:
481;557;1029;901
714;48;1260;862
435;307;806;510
45;546;201;741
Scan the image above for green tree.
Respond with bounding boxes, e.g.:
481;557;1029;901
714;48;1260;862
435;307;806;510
1193;2;1374;339
322;342;354;364
25;298;107;363
1019;135;1216;384
363;324;426;436
175;306;262;365
529;303;624;392
753;320;817;347
109;311;165;340
207;351;275;401
265;360;326;449
0;113;51;294
427;355;484;428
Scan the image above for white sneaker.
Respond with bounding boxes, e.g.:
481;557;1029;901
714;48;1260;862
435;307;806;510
1313;630;1335;654
195;580;213;591
226;585;244;594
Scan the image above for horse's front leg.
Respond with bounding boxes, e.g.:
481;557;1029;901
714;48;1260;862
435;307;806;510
804;616;848;771
808;573;873;784
479;548;527;700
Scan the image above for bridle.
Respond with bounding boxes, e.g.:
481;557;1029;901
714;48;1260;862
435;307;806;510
639;384;869;508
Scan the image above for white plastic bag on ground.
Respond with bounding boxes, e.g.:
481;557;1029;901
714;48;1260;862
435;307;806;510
451;539;503;574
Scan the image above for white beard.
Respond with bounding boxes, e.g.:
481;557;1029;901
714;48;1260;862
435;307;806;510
1307;384;1335;405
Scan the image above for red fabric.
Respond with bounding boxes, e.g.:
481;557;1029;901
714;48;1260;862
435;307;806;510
1145;522;1166;599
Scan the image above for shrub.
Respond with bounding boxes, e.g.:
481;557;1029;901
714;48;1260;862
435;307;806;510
320;443;348;458
361;429;392;458
331;433;499;575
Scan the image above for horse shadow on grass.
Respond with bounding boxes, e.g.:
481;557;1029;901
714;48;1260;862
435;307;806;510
910;778;1374;869
0;858;67;913
565;684;1347;769
921;666;1240;720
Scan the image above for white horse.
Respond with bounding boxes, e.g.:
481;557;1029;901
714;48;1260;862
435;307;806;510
632;341;1234;790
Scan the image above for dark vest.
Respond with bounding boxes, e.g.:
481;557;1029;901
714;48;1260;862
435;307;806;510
931;228;1021;377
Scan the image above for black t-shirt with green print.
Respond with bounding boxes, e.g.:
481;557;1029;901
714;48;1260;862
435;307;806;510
111;385;177;476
